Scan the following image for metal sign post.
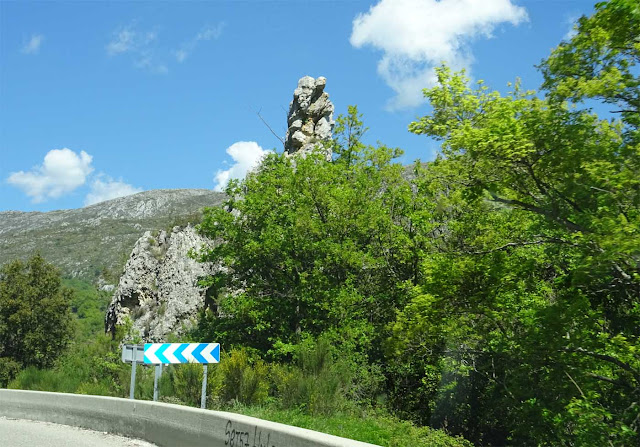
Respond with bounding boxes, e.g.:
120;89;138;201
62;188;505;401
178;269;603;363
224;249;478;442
153;364;162;402
122;344;145;400
201;364;208;409
130;358;137;399
144;343;220;409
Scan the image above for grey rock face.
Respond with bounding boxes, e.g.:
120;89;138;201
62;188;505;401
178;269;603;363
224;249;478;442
284;76;334;159
104;225;217;342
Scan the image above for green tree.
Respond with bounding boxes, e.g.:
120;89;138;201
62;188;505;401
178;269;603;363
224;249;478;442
0;255;74;370
540;0;640;143
396;2;640;440
195;107;415;364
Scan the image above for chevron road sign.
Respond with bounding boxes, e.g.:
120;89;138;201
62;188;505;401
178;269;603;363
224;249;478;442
143;343;220;364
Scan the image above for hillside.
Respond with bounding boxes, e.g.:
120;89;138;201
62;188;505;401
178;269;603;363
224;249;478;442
0;189;225;282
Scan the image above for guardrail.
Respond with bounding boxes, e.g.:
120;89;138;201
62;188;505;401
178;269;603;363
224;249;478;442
0;389;378;447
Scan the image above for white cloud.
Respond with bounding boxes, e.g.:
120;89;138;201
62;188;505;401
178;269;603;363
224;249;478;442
107;23;223;71
84;176;143;206
106;25;166;73
175;49;188;63
214;141;270;192
106;29;135;55
175;24;224;63
350;0;528;109
106;27;156;55
21;34;43;54
7;148;93;202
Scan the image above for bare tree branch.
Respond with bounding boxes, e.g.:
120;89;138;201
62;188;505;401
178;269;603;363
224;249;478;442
256;108;285;147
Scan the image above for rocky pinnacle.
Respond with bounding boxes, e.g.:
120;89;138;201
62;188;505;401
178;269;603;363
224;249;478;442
284;76;335;160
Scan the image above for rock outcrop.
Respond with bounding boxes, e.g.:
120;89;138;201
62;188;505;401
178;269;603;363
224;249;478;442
284;76;334;160
104;225;217;341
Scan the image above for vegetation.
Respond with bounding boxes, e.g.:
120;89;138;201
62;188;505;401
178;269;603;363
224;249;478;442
2;1;638;445
194;1;639;444
63;278;112;341
0;255;74;377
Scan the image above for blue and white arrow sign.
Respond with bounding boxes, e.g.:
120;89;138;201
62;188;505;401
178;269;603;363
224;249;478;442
143;343;220;364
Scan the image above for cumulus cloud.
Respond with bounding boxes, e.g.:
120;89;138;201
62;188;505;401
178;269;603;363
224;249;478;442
21;34;43;54
84;176;143;206
7;148;93;202
214;141;270;192
175;23;224;63
350;0;528;109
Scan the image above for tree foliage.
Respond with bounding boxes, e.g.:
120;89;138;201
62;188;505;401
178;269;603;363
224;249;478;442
196;106;414;362
193;2;639;444
397;1;640;443
0;254;74;370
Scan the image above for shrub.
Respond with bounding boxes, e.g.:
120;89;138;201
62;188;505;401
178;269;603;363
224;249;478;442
173;363;204;407
274;337;353;415
0;357;21;388
215;348;269;406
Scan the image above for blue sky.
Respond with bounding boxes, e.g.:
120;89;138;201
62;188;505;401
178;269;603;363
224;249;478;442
1;0;596;212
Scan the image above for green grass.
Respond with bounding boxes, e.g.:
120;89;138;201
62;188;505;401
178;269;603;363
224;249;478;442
225;405;472;447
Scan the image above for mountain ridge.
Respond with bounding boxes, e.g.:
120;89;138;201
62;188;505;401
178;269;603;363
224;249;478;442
0;189;226;281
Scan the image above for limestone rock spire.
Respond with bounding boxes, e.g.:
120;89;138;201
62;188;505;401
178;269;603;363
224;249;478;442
284;76;334;160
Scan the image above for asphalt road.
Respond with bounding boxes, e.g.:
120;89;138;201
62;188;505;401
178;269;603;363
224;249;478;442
0;417;157;447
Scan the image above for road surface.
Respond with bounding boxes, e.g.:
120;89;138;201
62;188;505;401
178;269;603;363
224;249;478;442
0;417;156;447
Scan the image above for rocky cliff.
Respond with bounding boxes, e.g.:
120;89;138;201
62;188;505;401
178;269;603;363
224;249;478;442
104;225;217;341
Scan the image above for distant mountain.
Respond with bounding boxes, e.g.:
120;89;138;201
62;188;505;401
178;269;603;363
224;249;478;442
0;189;225;282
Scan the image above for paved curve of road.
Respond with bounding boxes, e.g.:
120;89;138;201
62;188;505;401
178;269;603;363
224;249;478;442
1;417;157;447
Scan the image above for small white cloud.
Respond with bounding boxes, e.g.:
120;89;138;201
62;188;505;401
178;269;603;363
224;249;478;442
22;34;43;54
196;24;224;41
7;148;93;202
84;176;143;206
175;23;224;63
106;27;157;56
106;28;135;55
350;0;528;109
175;49;188;63
106;25;166;73
214;141;270;192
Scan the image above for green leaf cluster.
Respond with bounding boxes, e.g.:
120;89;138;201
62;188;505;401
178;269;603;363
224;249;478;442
193;1;639;444
0;254;74;371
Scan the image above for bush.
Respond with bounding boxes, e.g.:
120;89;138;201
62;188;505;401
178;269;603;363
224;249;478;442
172;363;204;407
214;348;269;406
9;366;81;392
0;255;74;368
274;337;353;415
0;357;21;388
7;334;128;397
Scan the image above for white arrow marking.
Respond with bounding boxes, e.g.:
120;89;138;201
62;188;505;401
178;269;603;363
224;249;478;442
145;344;159;363
202;344;219;363
183;344;197;363
164;344;179;363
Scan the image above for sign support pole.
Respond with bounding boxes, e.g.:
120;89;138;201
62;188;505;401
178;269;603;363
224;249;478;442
200;364;208;409
153;364;161;402
129;358;137;400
